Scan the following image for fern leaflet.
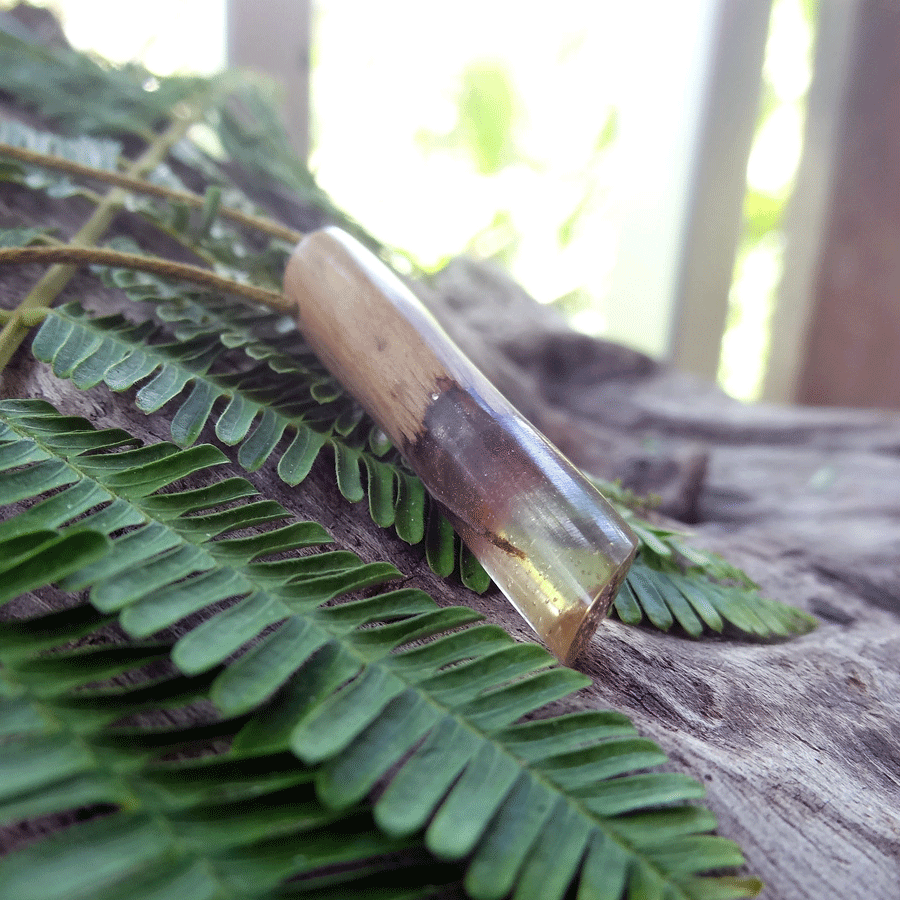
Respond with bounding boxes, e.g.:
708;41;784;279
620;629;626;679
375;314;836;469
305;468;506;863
0;602;461;899
0;400;761;899
29;294;814;638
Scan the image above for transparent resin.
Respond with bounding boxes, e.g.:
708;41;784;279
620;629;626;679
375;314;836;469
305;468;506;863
405;382;636;664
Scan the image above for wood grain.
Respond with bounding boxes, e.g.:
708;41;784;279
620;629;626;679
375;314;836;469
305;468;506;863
425;256;900;898
285;227;448;446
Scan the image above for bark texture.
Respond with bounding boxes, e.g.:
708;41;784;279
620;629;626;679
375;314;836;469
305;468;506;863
426;259;900;898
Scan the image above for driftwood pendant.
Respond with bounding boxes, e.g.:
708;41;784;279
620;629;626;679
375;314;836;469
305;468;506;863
284;228;637;664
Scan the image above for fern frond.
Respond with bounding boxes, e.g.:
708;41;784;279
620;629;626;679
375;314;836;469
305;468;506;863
29;295;814;637
0;30;209;138
0;141;99;205
619;559;816;639
30;298;459;566
0;400;761;899
589;479;815;637
613;512;816;639
0;606;462;899
0;226;57;249
213;84;370;245
0;118;122;173
0;118;123;205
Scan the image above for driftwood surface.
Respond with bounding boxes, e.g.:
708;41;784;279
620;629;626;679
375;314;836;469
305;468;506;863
2;66;900;900
426;260;900;898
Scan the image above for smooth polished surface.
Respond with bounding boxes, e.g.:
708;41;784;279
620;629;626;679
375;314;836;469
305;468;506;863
285;227;637;663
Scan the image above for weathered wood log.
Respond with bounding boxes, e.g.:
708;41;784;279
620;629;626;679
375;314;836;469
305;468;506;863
425;257;900;899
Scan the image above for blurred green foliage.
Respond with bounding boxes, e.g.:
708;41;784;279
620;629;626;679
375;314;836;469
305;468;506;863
458;61;518;175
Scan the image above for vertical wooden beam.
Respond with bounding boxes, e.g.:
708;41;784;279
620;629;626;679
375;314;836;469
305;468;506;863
226;0;311;160
794;0;900;410
604;1;721;360
668;0;772;380
761;0;860;404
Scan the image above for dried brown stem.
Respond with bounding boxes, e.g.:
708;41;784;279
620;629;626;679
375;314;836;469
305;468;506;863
0;101;206;370
0;246;292;314
0;140;305;245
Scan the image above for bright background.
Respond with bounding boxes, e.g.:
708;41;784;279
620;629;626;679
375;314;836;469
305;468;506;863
13;0;814;401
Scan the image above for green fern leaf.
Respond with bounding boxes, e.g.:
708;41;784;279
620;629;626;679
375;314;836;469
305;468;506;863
0;118;122;172
0;123;119;203
214;83;367;236
29;299;434;551
0;30;208;138
0;528;110;603
0;610;459;899
29;297;814;640
617;546;816;641
0;401;761;898
0;226;57;248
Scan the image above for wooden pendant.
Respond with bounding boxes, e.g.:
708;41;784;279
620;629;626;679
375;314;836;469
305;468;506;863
284;227;637;664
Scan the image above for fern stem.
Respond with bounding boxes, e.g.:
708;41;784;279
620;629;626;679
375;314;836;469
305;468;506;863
0;99;211;372
0;140;305;245
0;307;48;326
0;246;292;313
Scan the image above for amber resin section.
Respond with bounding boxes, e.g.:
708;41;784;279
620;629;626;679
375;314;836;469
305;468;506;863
407;382;636;664
285;227;637;665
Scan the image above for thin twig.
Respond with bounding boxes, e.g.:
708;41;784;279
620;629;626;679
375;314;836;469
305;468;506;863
0;246;292;314
0;141;305;246
0;99;209;370
0;307;48;326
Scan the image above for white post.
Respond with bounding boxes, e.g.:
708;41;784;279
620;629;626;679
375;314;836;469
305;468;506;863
760;1;861;403
667;0;773;379
604;0;771;374
226;0;312;160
